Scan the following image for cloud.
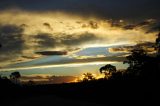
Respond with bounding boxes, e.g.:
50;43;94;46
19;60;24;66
35;51;67;56
123;19;158;31
61;32;99;47
0;24;24;62
21;55;40;59
34;33;57;48
146;22;160;33
21;75;48;81
30;32;99;52
43;22;53;31
48;75;77;83
108;42;156;54
20;74;77;84
0;9;158;66
0;0;160;20
81;21;99;29
29;56;126;67
108;47;132;53
123;24;136;30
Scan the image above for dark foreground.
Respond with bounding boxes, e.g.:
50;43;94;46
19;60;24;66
0;78;158;106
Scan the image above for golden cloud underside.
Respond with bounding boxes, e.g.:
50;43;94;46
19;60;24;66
0;9;157;66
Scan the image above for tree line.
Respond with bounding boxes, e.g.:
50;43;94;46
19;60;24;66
82;33;160;81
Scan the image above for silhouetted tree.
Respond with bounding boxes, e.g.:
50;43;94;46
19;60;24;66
82;73;95;81
124;47;148;70
100;64;116;78
123;47;149;80
10;72;21;84
110;71;124;80
123;42;159;80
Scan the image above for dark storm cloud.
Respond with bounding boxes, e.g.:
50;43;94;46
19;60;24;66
61;32;98;46
34;32;98;49
34;33;57;48
0;24;24;61
0;0;160;20
0;28;99;64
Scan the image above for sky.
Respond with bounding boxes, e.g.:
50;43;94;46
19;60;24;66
0;0;160;83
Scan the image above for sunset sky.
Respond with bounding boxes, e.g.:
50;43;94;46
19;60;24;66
0;0;160;83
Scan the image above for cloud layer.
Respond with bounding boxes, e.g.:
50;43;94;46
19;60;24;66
20;74;77;84
0;0;160;20
0;9;158;66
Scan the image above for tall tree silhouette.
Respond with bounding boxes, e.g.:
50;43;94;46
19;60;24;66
123;47;149;77
123;41;159;80
10;72;21;84
100;64;116;78
124;48;147;67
